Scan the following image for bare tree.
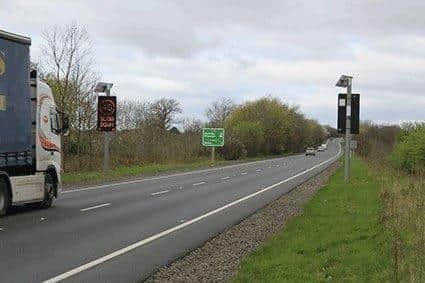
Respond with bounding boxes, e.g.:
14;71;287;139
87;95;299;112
205;97;235;127
40;23;99;168
117;99;149;130
183;118;203;134
149;98;182;131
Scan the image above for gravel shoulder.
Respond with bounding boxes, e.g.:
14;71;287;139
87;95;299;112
146;161;341;283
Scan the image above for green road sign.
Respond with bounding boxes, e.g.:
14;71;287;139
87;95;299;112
202;128;224;147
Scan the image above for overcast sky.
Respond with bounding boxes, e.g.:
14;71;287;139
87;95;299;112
2;0;424;126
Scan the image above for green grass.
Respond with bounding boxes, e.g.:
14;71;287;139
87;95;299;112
62;156;281;186
233;157;391;282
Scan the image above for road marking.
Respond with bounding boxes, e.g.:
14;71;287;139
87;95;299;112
256;169;261;172
61;156;303;194
221;176;230;180
150;190;170;196
276;164;280;167
241;172;248;176
80;203;111;212
44;145;341;283
193;182;206;187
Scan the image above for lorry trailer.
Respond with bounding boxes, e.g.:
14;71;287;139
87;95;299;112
0;29;69;216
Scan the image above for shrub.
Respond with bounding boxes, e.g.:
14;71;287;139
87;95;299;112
389;125;425;173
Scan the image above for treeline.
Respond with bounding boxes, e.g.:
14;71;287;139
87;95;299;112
37;23;326;172
356;121;425;174
63;96;326;172
223;97;325;159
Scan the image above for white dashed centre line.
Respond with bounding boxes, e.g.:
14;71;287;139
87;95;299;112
80;203;111;212
150;190;170;196
193;182;206;187
221;176;230;180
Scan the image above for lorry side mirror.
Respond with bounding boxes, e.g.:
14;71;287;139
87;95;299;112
61;113;70;136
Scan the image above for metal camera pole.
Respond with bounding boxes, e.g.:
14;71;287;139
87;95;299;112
104;87;111;171
336;75;353;183
344;77;352;183
95;82;114;172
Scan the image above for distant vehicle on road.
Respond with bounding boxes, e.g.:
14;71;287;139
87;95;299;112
322;143;327;150
0;30;69;216
305;147;316;156
317;146;325;152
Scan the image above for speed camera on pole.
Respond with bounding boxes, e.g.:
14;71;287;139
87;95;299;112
95;82;115;171
335;75;353;183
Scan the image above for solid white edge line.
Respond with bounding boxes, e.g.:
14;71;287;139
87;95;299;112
61;155;306;194
80;203;111;212
44;145;341;283
192;181;206;187
150;190;170;196
221;176;230;180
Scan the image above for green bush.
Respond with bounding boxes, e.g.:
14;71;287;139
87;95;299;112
223;135;247;160
389;125;425;173
232;121;265;156
224;97;325;157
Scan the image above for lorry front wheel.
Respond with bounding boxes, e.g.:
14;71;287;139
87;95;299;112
40;173;55;209
0;179;10;216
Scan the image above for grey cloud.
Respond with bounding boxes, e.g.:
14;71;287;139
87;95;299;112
2;0;425;124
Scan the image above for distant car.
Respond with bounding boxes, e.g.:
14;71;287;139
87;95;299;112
321;143;327;150
317;145;325;152
305;147;316;156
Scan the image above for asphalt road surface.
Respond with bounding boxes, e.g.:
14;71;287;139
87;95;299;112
0;141;341;283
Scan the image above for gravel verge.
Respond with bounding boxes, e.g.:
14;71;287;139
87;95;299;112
146;161;341;283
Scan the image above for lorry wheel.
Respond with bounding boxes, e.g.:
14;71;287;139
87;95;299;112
0;179;10;216
40;173;55;209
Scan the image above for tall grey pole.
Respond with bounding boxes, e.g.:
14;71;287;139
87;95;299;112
344;78;352;182
211;146;215;165
104;88;111;171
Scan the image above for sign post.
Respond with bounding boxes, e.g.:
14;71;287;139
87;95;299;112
336;75;357;183
202;128;224;164
345;81;352;182
96;82;115;171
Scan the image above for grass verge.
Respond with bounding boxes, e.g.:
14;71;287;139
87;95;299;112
369;161;425;281
233;157;391;282
62;156;283;186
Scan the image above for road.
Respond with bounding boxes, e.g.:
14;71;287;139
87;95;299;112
0;141;341;283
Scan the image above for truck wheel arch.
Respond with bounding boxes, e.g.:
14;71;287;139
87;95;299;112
0;172;12;203
46;166;58;198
